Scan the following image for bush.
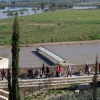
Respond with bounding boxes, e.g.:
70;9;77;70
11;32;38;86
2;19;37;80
49;88;100;100
70;83;80;89
0;4;5;9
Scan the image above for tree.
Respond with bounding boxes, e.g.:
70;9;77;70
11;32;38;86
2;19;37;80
11;11;20;100
7;68;12;100
11;1;16;6
92;55;98;100
41;2;45;10
0;4;5;9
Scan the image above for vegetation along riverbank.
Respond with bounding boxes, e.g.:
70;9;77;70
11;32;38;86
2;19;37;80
0;9;100;45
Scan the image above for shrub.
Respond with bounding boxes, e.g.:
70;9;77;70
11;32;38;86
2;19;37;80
70;83;80;89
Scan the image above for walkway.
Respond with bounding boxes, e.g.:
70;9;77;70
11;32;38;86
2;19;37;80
0;73;100;89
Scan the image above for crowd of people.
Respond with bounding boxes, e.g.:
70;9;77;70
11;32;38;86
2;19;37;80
1;63;100;80
26;63;94;79
27;64;50;78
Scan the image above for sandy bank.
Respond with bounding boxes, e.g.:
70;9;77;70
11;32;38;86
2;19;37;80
1;40;100;47
20;40;100;47
0;40;100;67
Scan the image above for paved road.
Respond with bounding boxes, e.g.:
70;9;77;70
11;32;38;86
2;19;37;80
0;72;96;82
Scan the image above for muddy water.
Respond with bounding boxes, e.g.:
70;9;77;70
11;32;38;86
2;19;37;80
0;6;97;19
0;42;100;68
0;7;43;19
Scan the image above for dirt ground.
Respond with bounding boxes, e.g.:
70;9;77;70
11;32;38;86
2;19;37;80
0;40;100;68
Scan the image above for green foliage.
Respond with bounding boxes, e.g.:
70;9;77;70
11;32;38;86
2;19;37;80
0;26;7;30
53;89;58;95
49;89;98;100
57;4;73;9
11;12;21;100
50;7;57;11
70;83;80;89
0;4;5;9
90;33;100;40
24;87;100;100
19;8;29;11
7;69;12;100
7;10;14;16
24;89;63;100
41;2;45;10
28;88;32;93
20;11;24;14
25;96;35;100
0;10;100;45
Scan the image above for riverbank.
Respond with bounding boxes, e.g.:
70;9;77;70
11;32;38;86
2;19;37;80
1;40;100;47
0;40;100;67
19;40;100;47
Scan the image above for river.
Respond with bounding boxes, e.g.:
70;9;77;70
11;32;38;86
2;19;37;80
73;6;97;10
0;7;43;19
0;6;97;19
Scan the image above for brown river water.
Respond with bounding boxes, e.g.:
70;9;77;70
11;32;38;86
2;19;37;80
0;41;100;68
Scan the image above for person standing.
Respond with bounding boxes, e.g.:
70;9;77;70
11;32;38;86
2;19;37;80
58;65;62;77
88;66;91;76
32;68;35;78
56;67;59;77
1;68;7;80
67;65;72;77
40;69;42;78
28;68;31;78
42;63;45;75
99;63;100;74
35;68;38;78
85;63;89;74
46;66;50;78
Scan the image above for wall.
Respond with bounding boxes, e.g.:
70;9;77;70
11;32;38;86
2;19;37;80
0;57;9;69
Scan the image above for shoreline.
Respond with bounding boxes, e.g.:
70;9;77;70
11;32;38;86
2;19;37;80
1;40;100;47
0;40;100;67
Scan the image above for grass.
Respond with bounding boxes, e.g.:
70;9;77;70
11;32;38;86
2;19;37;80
24;89;64;100
0;9;100;45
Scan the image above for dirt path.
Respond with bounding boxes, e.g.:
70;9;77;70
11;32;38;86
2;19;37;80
0;40;100;68
1;40;100;47
18;40;100;47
